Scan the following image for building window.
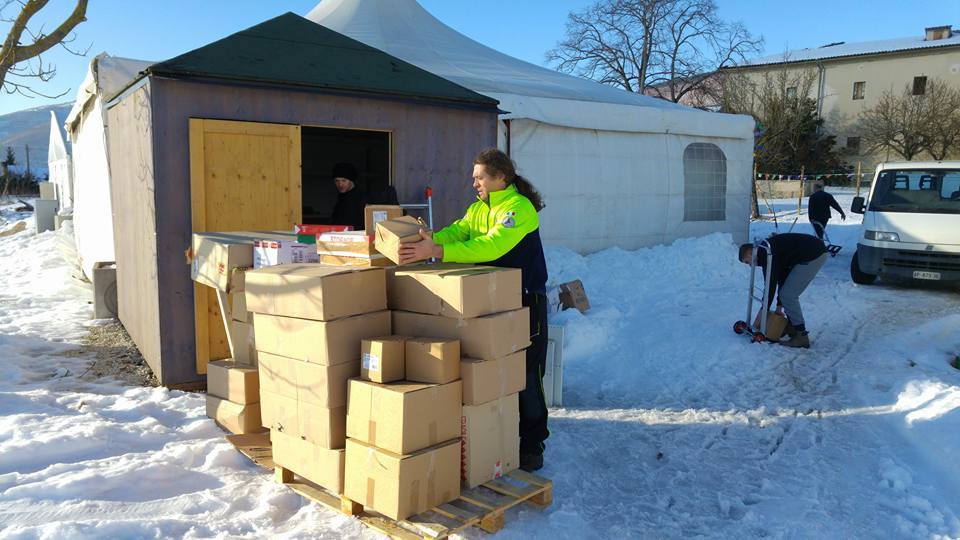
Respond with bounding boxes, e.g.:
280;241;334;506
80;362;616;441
847;136;861;153
683;143;727;222
786;86;797;99
913;76;927;95
853;81;865;100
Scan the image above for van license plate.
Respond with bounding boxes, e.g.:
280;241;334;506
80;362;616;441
913;271;941;280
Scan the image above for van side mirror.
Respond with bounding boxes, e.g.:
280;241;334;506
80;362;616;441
851;197;865;214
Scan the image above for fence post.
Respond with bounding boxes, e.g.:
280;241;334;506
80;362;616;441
797;166;805;216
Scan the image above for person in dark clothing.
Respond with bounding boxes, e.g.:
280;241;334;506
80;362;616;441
808;183;846;239
330;162;367;230
398;148;549;472
738;233;828;348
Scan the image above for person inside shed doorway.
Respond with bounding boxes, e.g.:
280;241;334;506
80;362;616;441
398;148;550;472
330;162;367;230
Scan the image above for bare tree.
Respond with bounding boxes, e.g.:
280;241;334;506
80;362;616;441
921;79;960;161
0;0;89;99
546;0;762;103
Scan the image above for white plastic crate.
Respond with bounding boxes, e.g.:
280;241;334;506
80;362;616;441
543;324;564;407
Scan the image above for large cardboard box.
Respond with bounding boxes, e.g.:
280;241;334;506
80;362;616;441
361;337;406;383
207;360;259;404
271;429;345;494
245;265;386;321
405;338;460;384
260;390;346;448
253;238;319;268
254;311;391;366
258;351;359;408
390;264;522;318
460;351;526;405
364;205;404;235
206;395;263;434
375;216;425;265
345;438;460;520
346;379;462;455
229;320;257;366
461;394;520;488
191;231;295;292
392;309;529;360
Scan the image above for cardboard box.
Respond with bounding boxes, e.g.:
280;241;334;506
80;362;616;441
229;320;257;366
260;390;346;448
245;265;386;321
206;394;263;434
460;351;526;405
207;360;259;404
389;264;522;318
405;338;460;384
316;231;378;257
271;429;345;494
346;379;462;454
253;238;319;269
191;231;295;292
392;309;529;360
294;224;353;244
254;310;391;366
320;253;392;267
258;351;359;408
559;280;590;313
375;216;426;265
461;394;520;488
361;336;406;383
364;205;404;235
754;310;788;341
230;291;249;322
345;438;460;520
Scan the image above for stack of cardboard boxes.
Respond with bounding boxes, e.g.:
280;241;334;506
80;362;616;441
245;264;391;494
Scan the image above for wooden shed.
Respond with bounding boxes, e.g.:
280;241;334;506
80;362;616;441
105;13;500;388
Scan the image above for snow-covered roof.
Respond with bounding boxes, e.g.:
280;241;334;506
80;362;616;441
65;53;153;131
741;30;960;67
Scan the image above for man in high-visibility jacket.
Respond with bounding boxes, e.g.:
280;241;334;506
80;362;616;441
400;148;549;472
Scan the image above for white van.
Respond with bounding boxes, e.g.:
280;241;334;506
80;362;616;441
850;161;960;284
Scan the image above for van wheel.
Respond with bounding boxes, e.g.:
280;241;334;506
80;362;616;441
850;249;877;285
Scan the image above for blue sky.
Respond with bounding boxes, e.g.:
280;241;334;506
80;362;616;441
1;0;958;116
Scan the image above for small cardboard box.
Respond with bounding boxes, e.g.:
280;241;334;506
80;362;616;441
405;338;460;384
365;205;405;235
460;351;526;405
253;238;319;269
558;279;590;313
207;360;259;404
254;310;391;366
375;216;426;265
392;309;530;360
754;310;789;341
346;379;462;455
245;264;386;321
258;351;359;408
390;264;522;318
206;394;263;434
319;253;392;267
271;429;345;494
461;393;520;488
361;336;406;383
316;231;378;257
191;231;295;292
260;390;346;448
345;438;460;521
229;320;257;366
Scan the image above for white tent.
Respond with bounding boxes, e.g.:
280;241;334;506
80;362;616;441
308;0;755;252
47;110;72;210
64;53;152;280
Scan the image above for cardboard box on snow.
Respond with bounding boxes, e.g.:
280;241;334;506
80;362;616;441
461;351;526;405
254;311;391;366
260;390;346;448
364;205;404;235
461;393;520;488
272;429;345;494
361;336;406;383
559;280;590;313
375;216;426;265
258;351;358;408
392;309;529;360
753;310;788;341
253;238;319;268
206;394;263;434
245;264;386;321
191;231;295;292
405;338;460;384
391;264;522;318
346;378;462;455
207;360;259;404
345;438;460;521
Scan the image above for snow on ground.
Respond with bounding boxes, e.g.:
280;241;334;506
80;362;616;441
1;190;959;539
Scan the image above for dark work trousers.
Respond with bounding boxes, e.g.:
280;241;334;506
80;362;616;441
810;220;827;240
520;292;550;456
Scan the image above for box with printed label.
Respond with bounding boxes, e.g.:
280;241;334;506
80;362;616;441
206;394;263;434
254;311;391;366
316;231;378;257
258;351;358;408
245;264;386;321
460;351;526;405
271;429;345;494
391;264;522;318
253;238;319;269
319;253;392;267
260;389;346;448
392;309;529;360
405;338;460;384
191;231;295;292
344;438;460;520
346;379;462;455
206;360;259;404
375;216;426;265
461;394;520;488
364;205;404;236
294;224;353;244
361;336;406;383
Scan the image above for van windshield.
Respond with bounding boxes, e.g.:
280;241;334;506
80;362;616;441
869;169;960;214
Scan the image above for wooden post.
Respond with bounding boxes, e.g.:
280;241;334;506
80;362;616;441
751;162;760;219
854;161;863;197
797;166;805;216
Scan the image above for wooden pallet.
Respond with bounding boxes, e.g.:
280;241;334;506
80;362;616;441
227;433;552;539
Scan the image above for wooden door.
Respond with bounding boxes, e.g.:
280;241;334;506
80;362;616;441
189;119;301;374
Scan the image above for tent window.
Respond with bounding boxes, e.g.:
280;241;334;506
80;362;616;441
683;143;727;222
